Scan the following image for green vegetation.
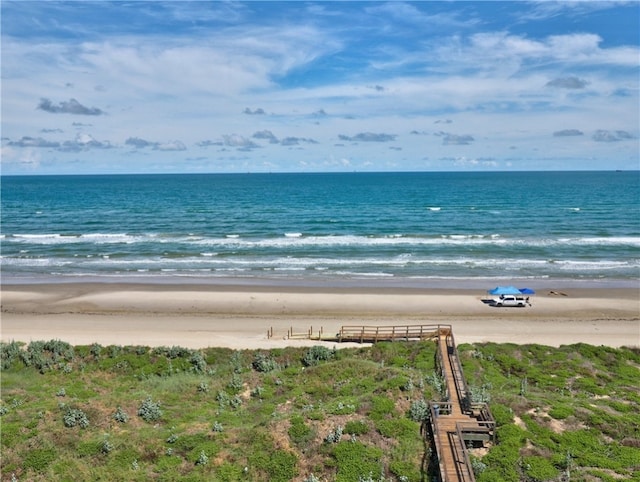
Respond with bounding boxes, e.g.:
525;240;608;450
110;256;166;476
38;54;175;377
460;342;640;482
1;339;639;481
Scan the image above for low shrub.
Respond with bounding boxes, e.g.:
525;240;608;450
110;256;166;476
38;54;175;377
408;399;429;422
137;396;162;422
548;404;574;420
113;406;129;423
252;353;279;372
369;395;395;420
332;441;383;482
0;341;23;370
344;420;369;436
325;425;343;444
302;346;335;366
63;407;89;428
263;450;299;481
289;415;315;448
195;449;209;466
522;456;560;481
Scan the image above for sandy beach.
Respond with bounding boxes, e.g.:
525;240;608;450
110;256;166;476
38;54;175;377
1;282;638;349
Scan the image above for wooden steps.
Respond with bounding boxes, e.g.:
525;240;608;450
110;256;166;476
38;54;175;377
428;331;495;482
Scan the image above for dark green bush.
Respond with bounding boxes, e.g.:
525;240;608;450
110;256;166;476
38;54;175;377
344;420;369;436
548;404;574;420
490;403;514;426
369;395;395;420
376;417;416;439
288;415;315;448
332;441;383;482
522;456;560;481
263;450;298;481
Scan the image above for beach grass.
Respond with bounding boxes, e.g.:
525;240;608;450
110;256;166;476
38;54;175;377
1;340;639;481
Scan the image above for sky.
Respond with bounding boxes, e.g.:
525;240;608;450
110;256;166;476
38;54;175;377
1;1;639;175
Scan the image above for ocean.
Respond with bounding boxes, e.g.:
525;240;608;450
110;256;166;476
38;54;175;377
1;171;639;288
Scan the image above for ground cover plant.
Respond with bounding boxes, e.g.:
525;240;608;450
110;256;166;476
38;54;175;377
1;339;639;481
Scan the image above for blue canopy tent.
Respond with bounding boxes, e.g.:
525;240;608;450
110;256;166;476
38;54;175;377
518;288;536;295
488;286;522;295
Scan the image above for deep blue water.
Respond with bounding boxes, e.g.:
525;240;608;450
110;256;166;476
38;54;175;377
1;171;639;286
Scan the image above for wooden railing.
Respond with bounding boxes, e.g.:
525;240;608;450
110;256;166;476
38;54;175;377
427;402;450;481
445;331;472;413
337;324;451;343
427;329;496;482
452;424;478;482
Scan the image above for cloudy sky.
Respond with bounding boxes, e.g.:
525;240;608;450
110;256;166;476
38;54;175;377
2;1;638;174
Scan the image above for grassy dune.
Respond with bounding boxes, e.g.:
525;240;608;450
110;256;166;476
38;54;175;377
1;340;639;481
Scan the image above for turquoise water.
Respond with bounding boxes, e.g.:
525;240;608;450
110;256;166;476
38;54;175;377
1;171;639;287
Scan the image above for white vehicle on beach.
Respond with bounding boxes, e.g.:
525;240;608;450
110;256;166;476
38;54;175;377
493;295;527;307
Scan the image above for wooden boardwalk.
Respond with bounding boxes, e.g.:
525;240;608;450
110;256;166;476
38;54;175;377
426;329;495;482
278;322;495;481
335;324;447;343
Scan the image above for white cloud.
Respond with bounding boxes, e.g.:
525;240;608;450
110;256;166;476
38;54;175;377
1;2;638;173
156;141;187;151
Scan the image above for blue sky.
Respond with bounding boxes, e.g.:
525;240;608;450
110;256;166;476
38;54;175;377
1;1;639;174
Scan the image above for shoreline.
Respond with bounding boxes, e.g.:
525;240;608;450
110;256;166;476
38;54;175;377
3;274;639;290
1;281;638;350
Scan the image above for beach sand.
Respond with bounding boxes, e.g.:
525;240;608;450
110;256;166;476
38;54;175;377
1;283;638;349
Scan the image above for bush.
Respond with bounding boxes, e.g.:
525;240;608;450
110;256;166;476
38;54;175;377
264;450;299;482
90;343;102;358
333;441;383;482
212;421;224;433
195;449;209;466
154;345;191;359
251;386;265;398
408;399;429;422
325;425;344;444
101;437;114;454
228;374;243;393
0;341;23;370
522;456;560;481
113;406;129;423
376;418;416;439
190;351;207;373
369;395;396;420
344;420;369;436
63;407;89;428
302;346;335;366
289;415;314;447
548;404;574;420
252;353;279;372
138;396;162;422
